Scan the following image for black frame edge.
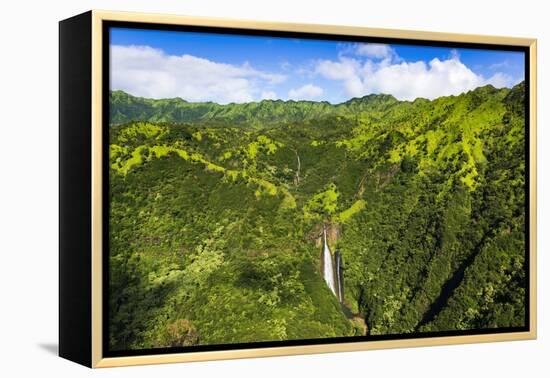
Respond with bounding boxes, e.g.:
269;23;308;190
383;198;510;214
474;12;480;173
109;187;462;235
59;10;93;368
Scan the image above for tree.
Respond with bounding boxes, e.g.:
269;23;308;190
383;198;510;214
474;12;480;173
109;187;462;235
303;183;340;221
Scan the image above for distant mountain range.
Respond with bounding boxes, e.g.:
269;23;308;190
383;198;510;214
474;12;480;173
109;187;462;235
110;89;407;126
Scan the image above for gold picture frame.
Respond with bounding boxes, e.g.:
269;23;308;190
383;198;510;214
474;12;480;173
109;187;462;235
59;9;537;368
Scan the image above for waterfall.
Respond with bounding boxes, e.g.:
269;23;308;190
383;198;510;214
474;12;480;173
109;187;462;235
335;250;344;302
323;227;337;296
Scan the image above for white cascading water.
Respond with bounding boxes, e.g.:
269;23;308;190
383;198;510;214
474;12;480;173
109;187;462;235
323;227;337;296
335;253;343;301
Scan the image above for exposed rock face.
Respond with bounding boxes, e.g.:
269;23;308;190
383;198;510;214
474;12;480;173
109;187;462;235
326;222;341;246
312;222;341;248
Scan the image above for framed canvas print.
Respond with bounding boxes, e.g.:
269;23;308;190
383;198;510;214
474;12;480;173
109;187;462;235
59;10;537;368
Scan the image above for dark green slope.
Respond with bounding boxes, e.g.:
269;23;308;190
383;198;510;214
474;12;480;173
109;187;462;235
108;82;526;350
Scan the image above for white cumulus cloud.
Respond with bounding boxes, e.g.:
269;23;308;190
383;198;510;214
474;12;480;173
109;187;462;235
260;90;278;100
354;43;395;60
110;45;286;104
288;84;324;100
484;72;516;88
316;53;517;101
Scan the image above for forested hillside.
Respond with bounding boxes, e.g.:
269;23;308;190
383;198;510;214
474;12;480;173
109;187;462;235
108;82;526;351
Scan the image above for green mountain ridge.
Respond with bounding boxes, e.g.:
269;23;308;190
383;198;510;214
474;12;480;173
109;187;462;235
110;88;454;126
110;84;517;128
108;81;526;350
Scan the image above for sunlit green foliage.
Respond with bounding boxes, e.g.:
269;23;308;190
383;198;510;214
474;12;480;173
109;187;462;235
336;199;366;223
303;183;340;220
108;83;526;350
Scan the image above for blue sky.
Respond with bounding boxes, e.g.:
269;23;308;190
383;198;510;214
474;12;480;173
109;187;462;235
110;27;524;104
